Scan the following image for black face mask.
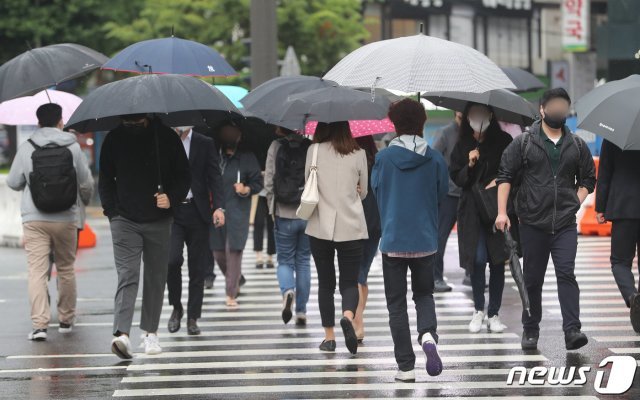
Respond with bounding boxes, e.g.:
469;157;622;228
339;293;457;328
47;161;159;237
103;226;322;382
543;114;566;130
123;122;147;135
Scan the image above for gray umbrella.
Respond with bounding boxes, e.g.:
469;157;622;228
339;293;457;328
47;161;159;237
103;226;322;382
423;89;538;125
500;67;546;93
505;229;531;317
576;75;640;150
66;73;241;132
240;75;336;123
275;85;391;131
324;33;515;93
0;43;108;102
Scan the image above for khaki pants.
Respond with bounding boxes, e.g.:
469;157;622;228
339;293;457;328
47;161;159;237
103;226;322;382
23;221;77;329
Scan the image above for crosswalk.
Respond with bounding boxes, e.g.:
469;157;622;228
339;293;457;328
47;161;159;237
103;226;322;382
1;230;638;399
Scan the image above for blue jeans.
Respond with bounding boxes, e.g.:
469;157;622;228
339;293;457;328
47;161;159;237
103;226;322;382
358;235;380;285
471;227;505;318
274;217;311;314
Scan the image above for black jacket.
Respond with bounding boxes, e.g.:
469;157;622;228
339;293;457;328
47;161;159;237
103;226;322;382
496;120;596;234
187;131;225;224
450;128;513;269
99;119;191;223
595;139;640;220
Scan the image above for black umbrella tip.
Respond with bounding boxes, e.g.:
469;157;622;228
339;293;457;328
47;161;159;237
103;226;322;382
419;23;424;34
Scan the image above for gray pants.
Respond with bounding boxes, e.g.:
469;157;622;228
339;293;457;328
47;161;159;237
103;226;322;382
110;215;172;335
214;239;243;298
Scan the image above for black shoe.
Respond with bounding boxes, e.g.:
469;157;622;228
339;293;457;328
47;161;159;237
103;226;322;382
295;314;307;326
521;331;538;350
204;275;215;289
340;317;358;354
462;273;471;286
565;329;588;350
256;262;264;269
266;261;275;269
434;280;452;293
239;275;246;287
167;308;183;333
319;339;336;352
630;294;640;333
187;319;201;335
281;290;294;324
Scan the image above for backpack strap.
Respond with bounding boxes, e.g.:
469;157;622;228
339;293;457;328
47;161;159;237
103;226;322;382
28;139;42;150
520;127;532;170
571;133;583;187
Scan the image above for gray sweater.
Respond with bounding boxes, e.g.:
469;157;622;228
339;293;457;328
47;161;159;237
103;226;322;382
433;121;462;198
7;127;94;227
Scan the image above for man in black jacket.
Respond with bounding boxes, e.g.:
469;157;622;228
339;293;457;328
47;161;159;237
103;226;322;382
495;88;596;351
166;126;225;335
595;139;640;332
99;114;190;358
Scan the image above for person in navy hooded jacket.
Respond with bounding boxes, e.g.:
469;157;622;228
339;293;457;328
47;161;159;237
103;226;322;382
372;99;448;382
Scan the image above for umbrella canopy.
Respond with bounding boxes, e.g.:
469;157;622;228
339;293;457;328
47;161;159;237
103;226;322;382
215;85;248;108
0;89;82;125
276;85;391;131
423;89;538;125
102;36;237;77
305;118;395;137
0;43;108;102
324;33;515;94
505;230;531;317
576;75;640;150
500;67;546;92
66;74;241;133
240;75;337;123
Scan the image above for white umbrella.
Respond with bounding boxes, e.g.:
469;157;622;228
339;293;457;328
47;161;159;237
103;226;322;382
0;89;82;125
324;33;515;94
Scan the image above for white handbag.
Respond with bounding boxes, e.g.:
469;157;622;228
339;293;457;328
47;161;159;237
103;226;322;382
296;143;319;220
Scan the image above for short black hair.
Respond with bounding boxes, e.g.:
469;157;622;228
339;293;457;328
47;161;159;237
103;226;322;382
36;103;63;127
540;88;571;107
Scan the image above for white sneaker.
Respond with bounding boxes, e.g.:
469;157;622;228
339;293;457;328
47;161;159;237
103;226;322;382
27;329;47;341
487;315;507;333
395;369;416;382
58;322;73;334
469;310;485;333
111;335;133;359
144;333;162;355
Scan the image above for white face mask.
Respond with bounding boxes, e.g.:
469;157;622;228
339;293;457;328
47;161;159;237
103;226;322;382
469;117;490;133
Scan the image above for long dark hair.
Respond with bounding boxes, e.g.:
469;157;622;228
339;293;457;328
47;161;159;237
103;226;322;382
314;121;360;155
355;136;377;172
458;103;502;143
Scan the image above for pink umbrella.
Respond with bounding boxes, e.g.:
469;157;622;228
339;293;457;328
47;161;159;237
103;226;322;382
0;89;83;126
305;118;395;137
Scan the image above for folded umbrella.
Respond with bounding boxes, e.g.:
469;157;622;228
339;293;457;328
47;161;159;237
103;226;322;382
423;89;538;126
504;229;531;317
576;75;640;150
241;75;337;124
66;73;241;132
0;43;108;102
0;90;82;125
324;33;515;94
102;36;237;77
500;67;546;93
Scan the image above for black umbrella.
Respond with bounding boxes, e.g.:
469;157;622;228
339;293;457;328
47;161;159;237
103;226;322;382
276;85;391;131
66;74;241;132
423;89;538;126
241;75;337;124
500;67;546;93
504;229;531;317
66;74;241;194
576;75;640;150
0;43;108;102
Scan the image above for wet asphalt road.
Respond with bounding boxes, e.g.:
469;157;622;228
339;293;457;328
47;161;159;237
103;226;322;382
0;215;639;399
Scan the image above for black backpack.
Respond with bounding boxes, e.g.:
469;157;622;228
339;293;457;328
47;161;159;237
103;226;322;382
274;137;311;205
28;139;78;213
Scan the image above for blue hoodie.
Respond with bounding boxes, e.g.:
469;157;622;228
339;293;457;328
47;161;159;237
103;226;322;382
371;139;448;254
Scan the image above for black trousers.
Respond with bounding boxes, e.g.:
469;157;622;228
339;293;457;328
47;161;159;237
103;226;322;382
520;223;581;334
309;237;362;328
383;254;439;372
610;219;640;307
254;196;276;254
167;202;209;319
435;195;459;281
